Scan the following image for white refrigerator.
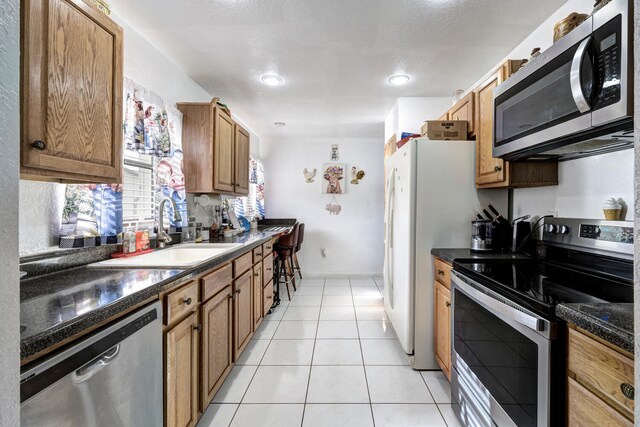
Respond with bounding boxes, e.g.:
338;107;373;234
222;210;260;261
383;138;506;370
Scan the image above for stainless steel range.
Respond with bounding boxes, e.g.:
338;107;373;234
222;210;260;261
450;217;633;427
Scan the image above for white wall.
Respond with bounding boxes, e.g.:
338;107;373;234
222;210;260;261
19;11;261;255
262;137;384;275
0;0;21;423
384;97;451;142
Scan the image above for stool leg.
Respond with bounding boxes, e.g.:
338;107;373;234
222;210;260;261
286;257;297;291
280;258;291;301
293;252;302;280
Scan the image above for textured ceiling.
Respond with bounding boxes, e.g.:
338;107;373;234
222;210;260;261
110;0;565;142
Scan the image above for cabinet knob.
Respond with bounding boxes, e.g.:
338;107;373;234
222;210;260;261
181;297;192;305
437;269;445;276
228;294;233;300
254;272;260;277
494;165;502;172
266;295;272;300
446;301;451;307
32;140;46;150
194;324;202;332
266;268;272;272
236;289;241;294
621;383;635;400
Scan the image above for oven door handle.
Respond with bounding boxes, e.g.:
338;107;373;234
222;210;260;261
570;36;592;114
452;274;544;332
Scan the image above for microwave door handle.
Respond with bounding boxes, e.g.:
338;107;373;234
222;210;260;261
570;36;592;113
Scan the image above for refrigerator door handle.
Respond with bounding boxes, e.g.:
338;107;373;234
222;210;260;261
384;167;395;308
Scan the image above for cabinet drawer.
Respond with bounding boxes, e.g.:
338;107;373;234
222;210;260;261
263;253;274;287
253;246;264;262
201;263;232;302
568;377;632;427
165;281;198;325
262;240;274;256
233;252;253;277
568;328;634;418
434;258;452;289
263;280;274;316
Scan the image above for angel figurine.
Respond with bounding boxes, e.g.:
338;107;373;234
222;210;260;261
303;168;317;183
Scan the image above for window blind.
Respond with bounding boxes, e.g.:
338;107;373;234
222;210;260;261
122;153;155;227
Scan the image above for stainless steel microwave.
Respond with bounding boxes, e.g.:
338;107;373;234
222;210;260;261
493;0;633;161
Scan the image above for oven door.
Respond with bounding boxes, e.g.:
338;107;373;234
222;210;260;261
450;272;551;427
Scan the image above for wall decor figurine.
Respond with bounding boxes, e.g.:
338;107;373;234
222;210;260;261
323;163;346;194
325;197;342;215
303;168;317;183
350;167;365;184
330;144;339;161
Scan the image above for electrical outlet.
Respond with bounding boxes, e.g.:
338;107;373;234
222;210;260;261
545;211;558;217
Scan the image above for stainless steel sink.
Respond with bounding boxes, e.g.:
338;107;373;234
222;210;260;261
88;243;244;269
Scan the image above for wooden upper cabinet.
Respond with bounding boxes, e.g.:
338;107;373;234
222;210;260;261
214;109;236;193
234;124;250;195
474;59;558;189
177;99;242;194
21;0;123;183
449;92;475;136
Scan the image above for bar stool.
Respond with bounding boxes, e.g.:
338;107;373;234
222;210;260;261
292;223;305;280
274;223;299;300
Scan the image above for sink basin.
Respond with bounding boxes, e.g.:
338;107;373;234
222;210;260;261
88;243;244;269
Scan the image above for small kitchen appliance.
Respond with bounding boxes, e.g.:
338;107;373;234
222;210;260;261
451;217;633;427
470;219;493;252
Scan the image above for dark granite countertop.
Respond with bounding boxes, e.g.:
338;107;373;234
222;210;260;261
21;230;281;361
556;303;634;354
431;248;531;264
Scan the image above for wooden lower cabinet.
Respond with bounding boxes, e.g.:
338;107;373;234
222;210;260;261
233;270;253;360
263;280;274;316
568;377;632;427
434;280;451;381
165;312;199;427
253;262;264;331
200;286;233;410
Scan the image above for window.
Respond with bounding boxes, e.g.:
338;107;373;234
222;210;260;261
122;151;156;229
234;157;265;219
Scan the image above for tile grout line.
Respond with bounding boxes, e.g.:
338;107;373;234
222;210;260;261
353;276;376;427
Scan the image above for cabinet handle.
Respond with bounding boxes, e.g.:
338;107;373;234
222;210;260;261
181;297;192;305
494;165;502;172
254;272;260;277
266;295;272;300
446;301;451;307
266;268;272;272
621;383;635;400
437;269;444;276
32;140;46;150
194;324;202;332
256;252;262;257
236;289;241;294
228;294;233;300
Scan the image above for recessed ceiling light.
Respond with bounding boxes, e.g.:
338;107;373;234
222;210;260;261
274;122;286;127
262;74;283;86
388;74;410;86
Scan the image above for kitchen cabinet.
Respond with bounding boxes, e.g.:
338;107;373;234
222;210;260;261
474;60;558;188
165;312;199;427
234;124;250;195
449;92;475;136
233;270;253;360
567;326;634;425
21;0;124;183
201;285;233;410
177;98;250;195
433;257;452;381
253;262;264;331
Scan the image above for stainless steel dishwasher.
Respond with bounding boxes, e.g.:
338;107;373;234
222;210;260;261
21;301;163;427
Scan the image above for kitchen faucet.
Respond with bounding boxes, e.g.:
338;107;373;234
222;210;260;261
158;197;182;248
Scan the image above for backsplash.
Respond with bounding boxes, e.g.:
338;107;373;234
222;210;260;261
19;181;66;256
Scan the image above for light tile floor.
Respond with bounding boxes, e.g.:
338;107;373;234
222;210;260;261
198;275;461;427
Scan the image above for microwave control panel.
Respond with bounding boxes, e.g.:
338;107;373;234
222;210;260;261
593;14;622;108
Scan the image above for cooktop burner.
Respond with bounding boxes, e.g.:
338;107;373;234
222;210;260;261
452;259;633;318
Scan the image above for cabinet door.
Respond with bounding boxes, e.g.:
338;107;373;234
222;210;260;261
449;92;475;136
434;281;451;381
474;70;506;186
234;125;250;195
214;108;236;193
568;377;632;427
165;312;198;427
201;286;233;410
253;262;263;331
233;270;253;360
22;0;123;183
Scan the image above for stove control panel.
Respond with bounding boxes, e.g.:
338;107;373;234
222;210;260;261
542;217;634;257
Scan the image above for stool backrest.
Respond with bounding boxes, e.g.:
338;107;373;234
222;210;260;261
278;223;299;248
296;223;305;251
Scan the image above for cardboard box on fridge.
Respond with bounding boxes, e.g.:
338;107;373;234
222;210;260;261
420;120;468;140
